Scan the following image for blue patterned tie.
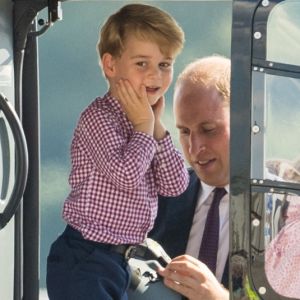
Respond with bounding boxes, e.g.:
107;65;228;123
198;187;227;274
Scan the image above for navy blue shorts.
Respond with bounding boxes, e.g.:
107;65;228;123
46;225;131;300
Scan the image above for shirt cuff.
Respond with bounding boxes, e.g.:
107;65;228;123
156;131;173;153
132;131;158;156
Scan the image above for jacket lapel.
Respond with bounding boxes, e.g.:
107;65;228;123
160;170;201;258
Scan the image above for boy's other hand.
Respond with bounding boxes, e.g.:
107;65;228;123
152;97;167;141
152;96;165;121
116;79;154;136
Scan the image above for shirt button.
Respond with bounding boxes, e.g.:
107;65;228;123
157;145;162;152
160;162;166;169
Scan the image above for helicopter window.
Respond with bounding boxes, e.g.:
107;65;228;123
251;72;300;183
251;189;300;299
264;74;300;183
248;0;300;298
267;0;300;66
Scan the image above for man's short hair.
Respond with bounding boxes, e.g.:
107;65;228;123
175;55;231;104
97;3;185;60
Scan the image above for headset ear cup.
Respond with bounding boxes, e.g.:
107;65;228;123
127;258;181;299
127;239;181;298
129;265;142;291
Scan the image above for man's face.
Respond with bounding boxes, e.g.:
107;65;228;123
174;80;230;187
109;35;174;106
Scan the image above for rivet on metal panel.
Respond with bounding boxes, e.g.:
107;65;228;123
254;32;262;39
258;287;267;295
252;124;260;134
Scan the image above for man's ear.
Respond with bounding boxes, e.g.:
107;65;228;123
102;53;116;78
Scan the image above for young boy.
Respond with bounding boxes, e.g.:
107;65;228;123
46;3;188;300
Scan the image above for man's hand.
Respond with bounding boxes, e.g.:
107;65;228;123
158;255;229;300
116;79;154;136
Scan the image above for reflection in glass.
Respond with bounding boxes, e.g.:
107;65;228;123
251;73;300;182
264;192;300;298
264;74;300;183
267;0;300;66
266;158;300;183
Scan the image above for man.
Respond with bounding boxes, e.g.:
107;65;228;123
150;55;230;300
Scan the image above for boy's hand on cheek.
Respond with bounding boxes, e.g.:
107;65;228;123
152;97;167;141
116;79;154;136
152;96;165;121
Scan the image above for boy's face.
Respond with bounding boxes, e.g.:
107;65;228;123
106;35;174;106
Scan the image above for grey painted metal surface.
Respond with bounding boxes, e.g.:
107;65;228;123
0;1;15;299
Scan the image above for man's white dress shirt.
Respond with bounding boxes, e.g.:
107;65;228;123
186;182;229;282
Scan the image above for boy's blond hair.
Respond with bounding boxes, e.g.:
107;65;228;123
175;55;231;105
97;3;184;61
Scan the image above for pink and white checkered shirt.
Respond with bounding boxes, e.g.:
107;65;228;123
63;93;188;244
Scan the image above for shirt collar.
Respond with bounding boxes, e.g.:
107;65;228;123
103;92;125;115
199;181;230;206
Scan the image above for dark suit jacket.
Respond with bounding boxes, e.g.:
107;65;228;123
149;169;229;289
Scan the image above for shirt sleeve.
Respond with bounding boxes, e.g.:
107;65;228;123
153;133;189;196
75;105;157;190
